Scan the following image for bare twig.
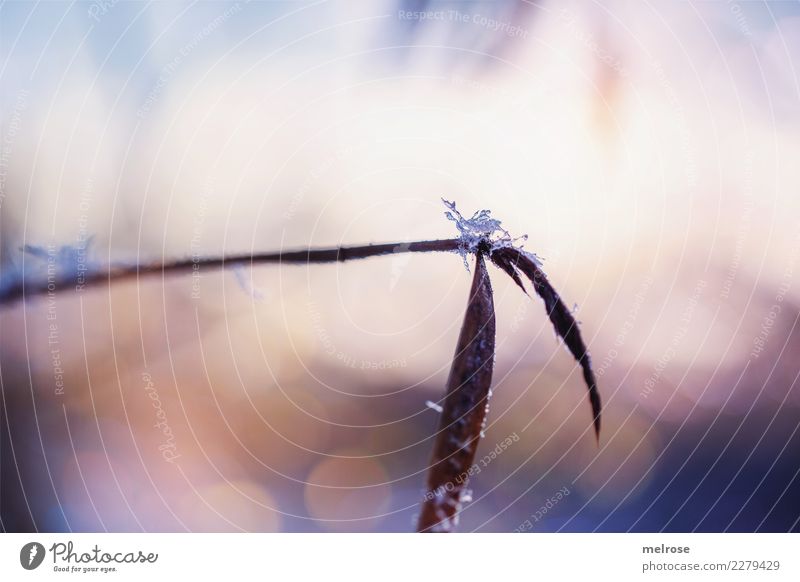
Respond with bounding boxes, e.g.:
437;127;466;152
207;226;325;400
0;238;461;305
417;251;496;533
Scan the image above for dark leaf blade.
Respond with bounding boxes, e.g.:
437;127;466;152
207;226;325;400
489;251;528;295
492;247;601;441
417;252;496;533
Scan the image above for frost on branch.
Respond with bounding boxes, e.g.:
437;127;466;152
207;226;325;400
0;240;100;298
442;198;540;270
441;199;601;441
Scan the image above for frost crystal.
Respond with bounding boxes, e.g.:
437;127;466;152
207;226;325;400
232;265;265;301
442;198;539;270
425;400;444;414
22;240;98;279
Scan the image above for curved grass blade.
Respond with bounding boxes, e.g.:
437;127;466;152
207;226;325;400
489;248;528;295
491;247;601;441
417;252;496;533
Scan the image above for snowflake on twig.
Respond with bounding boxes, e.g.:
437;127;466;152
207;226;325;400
442;198;540;270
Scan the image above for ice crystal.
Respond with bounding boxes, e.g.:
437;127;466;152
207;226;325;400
232;265;265;301
442;198;538;270
425;400;444;414
21;239;98;279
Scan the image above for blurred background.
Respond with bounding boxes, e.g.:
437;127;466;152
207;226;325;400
1;0;799;533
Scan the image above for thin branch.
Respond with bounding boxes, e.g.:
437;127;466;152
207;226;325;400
417;251;496;533
0;238;461;305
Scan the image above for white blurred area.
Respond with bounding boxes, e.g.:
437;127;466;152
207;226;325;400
1;1;799;532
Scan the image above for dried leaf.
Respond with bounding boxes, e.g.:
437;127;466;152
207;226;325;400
417;252;496;533
490;248;528;295
491;247;601;441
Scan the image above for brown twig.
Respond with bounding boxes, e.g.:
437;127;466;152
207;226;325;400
417;250;496;533
0;238;461;305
